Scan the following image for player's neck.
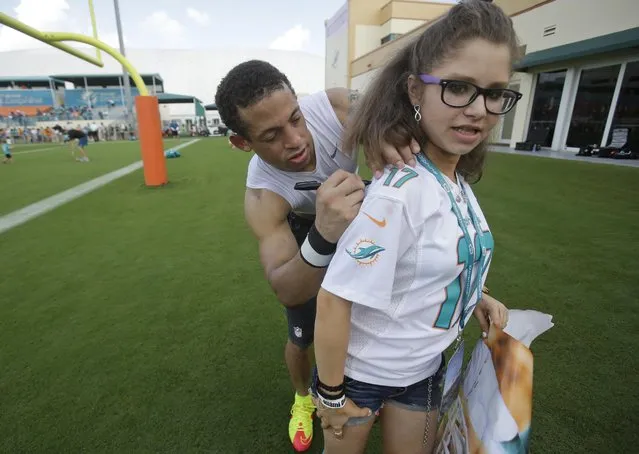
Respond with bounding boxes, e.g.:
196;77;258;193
425;144;459;183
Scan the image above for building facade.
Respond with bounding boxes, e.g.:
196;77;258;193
325;1;454;90
327;0;639;151
499;0;639;151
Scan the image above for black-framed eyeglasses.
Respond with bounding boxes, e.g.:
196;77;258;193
418;74;523;115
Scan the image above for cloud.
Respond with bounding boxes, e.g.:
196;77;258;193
140;10;186;48
0;0;72;51
99;32;129;50
141;11;184;36
269;25;310;52
186;8;210;26
83;17;129;50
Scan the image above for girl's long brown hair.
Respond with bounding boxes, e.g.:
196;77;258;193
344;0;521;183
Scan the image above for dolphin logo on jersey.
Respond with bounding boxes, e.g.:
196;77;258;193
346;239;385;265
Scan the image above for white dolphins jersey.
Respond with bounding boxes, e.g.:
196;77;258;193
321;163;495;387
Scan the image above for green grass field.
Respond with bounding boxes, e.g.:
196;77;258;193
0;139;186;214
0;138;637;453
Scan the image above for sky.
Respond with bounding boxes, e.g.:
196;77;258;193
0;0;458;56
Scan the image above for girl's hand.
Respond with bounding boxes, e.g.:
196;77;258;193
474;293;509;334
312;396;372;439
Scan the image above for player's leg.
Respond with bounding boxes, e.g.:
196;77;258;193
285;212;319;452
78;145;88;161
285;299;317;452
78;136;89;161
380;357;445;454
69;138;79;159
285;304;315;395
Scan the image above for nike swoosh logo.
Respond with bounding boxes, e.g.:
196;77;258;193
330;146;338;159
363;212;386;227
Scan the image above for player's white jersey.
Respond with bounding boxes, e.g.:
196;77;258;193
245;91;357;216
321;163;494;387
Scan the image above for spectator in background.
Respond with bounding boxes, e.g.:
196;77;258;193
2;137;13;164
67;127;90;162
89;122;99;142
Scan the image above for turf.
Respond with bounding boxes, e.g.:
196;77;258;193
0;138;186;215
0;138;637;453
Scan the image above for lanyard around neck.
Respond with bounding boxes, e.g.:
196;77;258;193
415;153;486;330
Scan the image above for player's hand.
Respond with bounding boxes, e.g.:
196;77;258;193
474;293;509;334
367;138;421;180
312;396;372;439
315;170;366;243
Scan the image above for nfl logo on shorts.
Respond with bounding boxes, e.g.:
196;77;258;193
294;326;303;338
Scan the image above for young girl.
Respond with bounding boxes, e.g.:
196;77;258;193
311;1;523;453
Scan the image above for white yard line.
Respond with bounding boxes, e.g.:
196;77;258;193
0;139;200;235
12;146;61;155
12;138;186;155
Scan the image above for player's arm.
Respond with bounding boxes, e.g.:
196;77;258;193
325;87;360;127
325;87;420;172
245;170;365;307
245;188;324;307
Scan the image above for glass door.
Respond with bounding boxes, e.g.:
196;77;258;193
527;70;567;147
566;64;621;148
605;61;639;148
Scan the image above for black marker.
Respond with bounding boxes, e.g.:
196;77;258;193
294;180;372;191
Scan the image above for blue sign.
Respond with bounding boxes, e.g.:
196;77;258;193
0;89;54;107
64;87;140;107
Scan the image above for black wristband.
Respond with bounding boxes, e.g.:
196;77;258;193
317;378;344;393
317;386;345;401
299;223;337;268
308;224;337;255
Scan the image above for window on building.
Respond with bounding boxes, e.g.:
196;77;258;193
527;70;567;147
566;64;621;148
607;61;639;149
381;33;402;45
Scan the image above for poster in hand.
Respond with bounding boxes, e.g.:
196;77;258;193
435;310;554;454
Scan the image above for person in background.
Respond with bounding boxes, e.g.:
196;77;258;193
67;127;90;162
2;138;13;164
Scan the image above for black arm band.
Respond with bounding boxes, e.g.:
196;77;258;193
317;386;345;401
299;224;337;268
317;378;344;393
308;224;337;255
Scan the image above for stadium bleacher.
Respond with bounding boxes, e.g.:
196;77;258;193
0;72;213;142
0;73;164;128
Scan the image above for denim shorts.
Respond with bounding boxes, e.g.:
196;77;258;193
310;355;445;426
